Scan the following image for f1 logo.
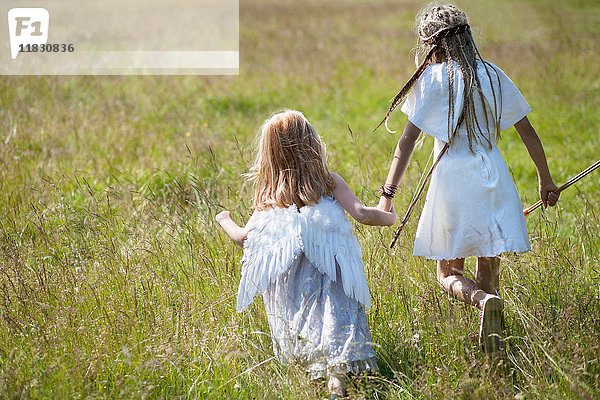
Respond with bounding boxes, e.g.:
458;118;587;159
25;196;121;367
8;8;49;59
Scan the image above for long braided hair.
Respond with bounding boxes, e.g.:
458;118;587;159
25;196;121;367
376;4;502;152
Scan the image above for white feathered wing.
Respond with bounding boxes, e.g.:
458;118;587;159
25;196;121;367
236;197;371;312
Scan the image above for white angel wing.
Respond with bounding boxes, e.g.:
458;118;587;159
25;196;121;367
236;206;302;312
237;197;371;312
299;199;371;309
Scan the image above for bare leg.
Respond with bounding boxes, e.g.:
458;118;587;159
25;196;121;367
475;256;500;295
437;259;490;309
438;258;503;353
327;365;346;398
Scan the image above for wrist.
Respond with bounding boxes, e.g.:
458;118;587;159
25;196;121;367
539;177;555;188
378;183;398;199
537;169;553;184
377;196;393;212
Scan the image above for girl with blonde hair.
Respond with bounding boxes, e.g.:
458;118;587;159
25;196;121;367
376;4;559;352
216;110;396;398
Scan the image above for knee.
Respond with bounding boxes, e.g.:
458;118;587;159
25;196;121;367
436;261;446;284
437;259;464;283
437;260;457;286
436;268;447;287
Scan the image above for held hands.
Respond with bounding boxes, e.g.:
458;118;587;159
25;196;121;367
377;196;394;213
539;182;560;208
385;202;397;225
377;196;397;226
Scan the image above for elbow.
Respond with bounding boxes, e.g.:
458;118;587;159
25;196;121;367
359;208;397;226
354;208;382;226
376;211;396;226
353;207;371;225
383;214;397;226
233;230;249;248
354;207;396;226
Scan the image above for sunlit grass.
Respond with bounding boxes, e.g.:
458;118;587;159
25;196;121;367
1;0;599;398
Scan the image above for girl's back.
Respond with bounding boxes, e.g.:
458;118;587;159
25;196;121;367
376;2;559;353
237;195;370;312
216;109;396;397
401;60;531;148
401;58;533;259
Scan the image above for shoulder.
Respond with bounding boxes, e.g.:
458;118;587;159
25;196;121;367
423;62;448;78
408;61;459;103
330;172;355;197
330;172;353;197
476;60;497;75
419;62;446;84
477;60;514;82
476;61;525;95
330;172;347;188
415;62;456;95
329;172;357;208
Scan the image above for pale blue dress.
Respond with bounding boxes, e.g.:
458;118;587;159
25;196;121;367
237;197;378;378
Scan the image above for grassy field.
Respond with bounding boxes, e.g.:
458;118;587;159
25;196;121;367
1;0;600;398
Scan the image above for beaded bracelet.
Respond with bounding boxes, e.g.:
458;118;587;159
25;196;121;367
379;184;398;199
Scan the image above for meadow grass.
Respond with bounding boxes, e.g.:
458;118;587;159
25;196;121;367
1;0;599;398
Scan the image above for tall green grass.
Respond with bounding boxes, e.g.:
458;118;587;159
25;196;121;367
1;0;599;398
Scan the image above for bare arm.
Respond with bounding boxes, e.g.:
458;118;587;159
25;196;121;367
513;116;559;208
331;172;397;226
215;210;250;247
377;121;422;212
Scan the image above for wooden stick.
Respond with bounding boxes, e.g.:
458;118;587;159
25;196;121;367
390;143;449;248
523;159;600;216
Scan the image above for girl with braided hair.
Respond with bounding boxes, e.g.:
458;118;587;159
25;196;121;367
376;4;560;353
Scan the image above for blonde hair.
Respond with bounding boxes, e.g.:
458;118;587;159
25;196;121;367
248;110;335;211
377;3;502;152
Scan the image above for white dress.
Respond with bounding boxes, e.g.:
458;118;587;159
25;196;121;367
237;197;378;378
400;61;531;260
